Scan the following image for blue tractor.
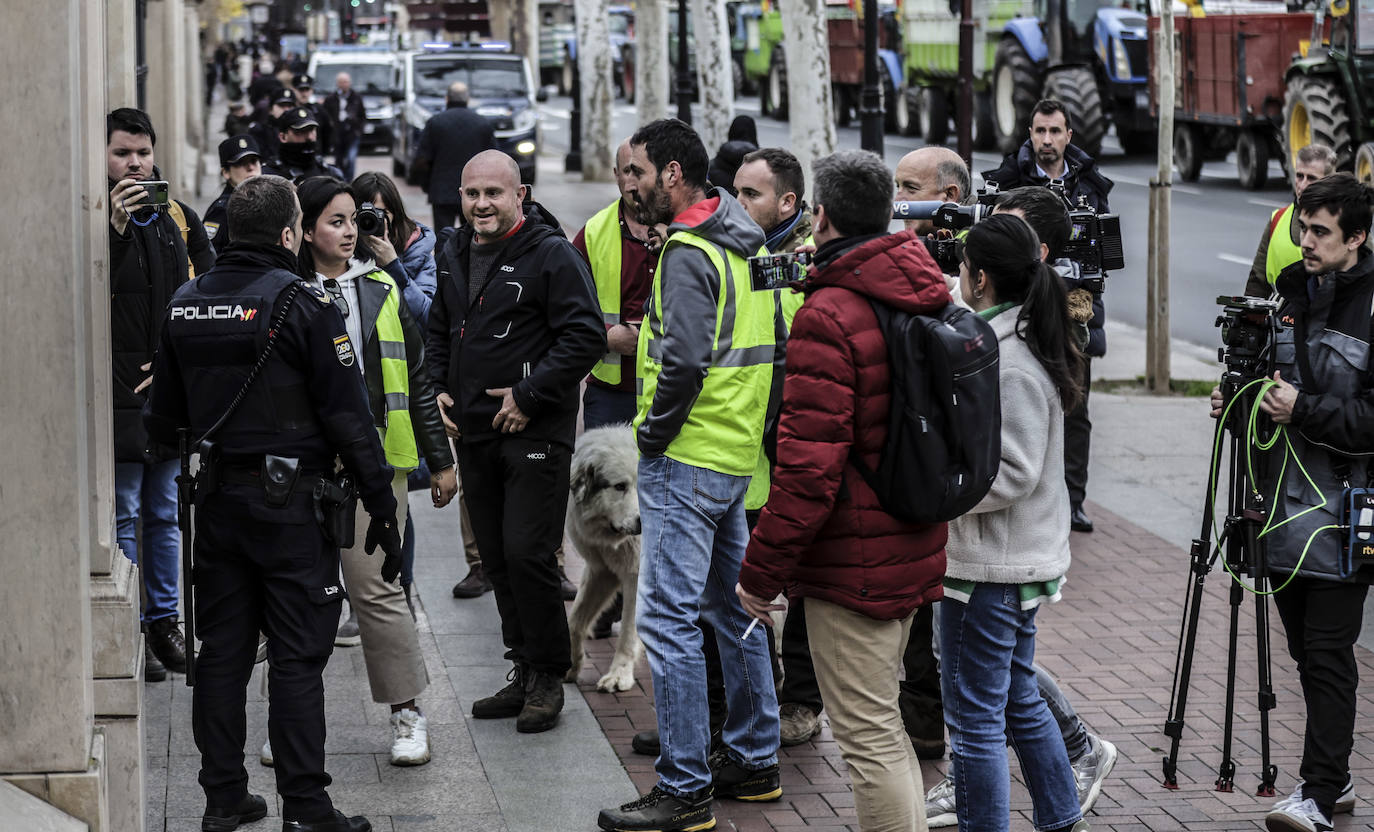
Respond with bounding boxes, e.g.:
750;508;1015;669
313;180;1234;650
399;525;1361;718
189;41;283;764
990;0;1155;157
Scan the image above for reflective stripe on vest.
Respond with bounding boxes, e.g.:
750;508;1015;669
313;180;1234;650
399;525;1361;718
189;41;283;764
367;270;419;471
1266;204;1303;286
585;201;624;385
745;287;807;510
634;233;776;476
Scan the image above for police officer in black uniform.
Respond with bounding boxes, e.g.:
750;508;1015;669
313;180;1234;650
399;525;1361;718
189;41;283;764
202;134;263;243
263;106;343;184
144;174;399;832
250;89;297;168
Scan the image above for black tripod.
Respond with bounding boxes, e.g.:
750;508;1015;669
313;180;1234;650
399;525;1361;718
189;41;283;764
1161;366;1279;797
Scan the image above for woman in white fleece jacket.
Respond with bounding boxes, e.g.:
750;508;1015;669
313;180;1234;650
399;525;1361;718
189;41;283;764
939;213;1087;832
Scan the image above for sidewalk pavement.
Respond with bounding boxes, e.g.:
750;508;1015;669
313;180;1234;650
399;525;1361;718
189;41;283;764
151;138;1374;830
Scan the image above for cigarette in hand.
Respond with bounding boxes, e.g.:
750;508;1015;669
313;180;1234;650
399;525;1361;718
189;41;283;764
743;617;762;640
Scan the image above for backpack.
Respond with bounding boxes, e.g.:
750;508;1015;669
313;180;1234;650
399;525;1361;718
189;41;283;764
166;200;195;279
850;298;1002;523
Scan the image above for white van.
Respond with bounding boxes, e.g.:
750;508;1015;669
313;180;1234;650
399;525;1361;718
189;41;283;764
307;46;402;153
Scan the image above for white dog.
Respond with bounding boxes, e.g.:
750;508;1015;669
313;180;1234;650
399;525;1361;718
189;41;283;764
564;424;642;693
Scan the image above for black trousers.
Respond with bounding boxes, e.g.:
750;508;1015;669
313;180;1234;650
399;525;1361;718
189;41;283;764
191;483;341;823
1064;357;1093;507
1272;576;1369;818
458;436;573;675
432;203;459;233
779;598;943;742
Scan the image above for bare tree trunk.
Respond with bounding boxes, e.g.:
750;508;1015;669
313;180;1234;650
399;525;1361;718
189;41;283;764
508;0;540;83
636;0;669;124
1147;0;1174;393
693;0;735;154
575;0;615;180
780;0;836;195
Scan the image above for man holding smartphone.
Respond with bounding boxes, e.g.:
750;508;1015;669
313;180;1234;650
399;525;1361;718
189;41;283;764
107;107;215;682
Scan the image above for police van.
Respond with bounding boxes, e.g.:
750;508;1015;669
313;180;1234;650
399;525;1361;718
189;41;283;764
391;41;544;186
307;45;402;153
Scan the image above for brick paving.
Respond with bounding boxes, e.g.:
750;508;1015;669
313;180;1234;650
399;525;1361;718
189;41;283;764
572;501;1374;830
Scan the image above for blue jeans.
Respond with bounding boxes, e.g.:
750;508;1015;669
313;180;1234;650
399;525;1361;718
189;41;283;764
940;584;1079;832
636;455;780;795
114;460;181;623
337;137;360;181
582;384;636;431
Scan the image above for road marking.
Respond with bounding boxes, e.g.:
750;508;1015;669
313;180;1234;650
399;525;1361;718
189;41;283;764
539;107;572;120
1109;173;1203;196
1248;197;1288;209
1217;253;1252;266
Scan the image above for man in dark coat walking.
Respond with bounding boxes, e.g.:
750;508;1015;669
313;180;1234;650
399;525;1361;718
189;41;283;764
412;81;496;231
322;71;366;180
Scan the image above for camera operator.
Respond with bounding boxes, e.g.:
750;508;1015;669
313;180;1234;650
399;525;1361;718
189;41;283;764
995;187;1103;533
1209;174;1374;832
895;146;971;305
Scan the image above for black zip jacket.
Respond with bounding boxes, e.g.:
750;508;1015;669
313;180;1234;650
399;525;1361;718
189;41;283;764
981;141;1114;214
428;202;606;447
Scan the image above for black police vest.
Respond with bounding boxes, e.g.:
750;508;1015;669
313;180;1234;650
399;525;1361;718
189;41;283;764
165;268;324;454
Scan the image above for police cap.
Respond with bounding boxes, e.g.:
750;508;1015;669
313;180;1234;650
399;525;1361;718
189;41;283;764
219;134;262;167
275;107;319;132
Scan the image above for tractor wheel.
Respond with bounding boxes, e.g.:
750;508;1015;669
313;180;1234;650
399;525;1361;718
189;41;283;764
1043;65;1106;158
766;51;789;121
1283;73;1354;174
1356;143;1374;184
973;89;996;150
1173;122;1203;182
919;87;949;146
1236;129;1270;190
885;76;910;135
992;38;1041;156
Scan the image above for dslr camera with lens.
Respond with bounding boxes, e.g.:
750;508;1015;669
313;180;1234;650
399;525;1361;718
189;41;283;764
355;202;387;238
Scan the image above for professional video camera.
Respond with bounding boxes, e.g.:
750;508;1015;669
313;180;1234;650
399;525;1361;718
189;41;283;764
892;185;1001;274
1214;295;1279;382
1045;182;1124;292
355;202;387;238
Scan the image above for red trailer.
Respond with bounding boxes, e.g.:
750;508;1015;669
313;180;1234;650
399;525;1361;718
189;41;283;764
1149;13;1321;188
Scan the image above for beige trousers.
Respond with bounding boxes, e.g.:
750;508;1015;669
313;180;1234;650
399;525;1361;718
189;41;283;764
340;472;429;704
806;597;927;832
457;470;481;567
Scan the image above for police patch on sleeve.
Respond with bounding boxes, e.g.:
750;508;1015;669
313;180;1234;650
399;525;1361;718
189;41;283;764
300;280;331;305
334;335;356;367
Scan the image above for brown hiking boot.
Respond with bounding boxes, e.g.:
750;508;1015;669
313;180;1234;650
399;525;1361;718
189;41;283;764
472;664;526;719
516;669;564;733
452;564;492;599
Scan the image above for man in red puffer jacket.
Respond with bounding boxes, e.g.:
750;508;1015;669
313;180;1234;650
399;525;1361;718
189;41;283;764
737;149;950;832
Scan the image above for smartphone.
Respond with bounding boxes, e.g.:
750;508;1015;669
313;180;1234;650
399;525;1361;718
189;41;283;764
747;251;811;291
142;180;170;206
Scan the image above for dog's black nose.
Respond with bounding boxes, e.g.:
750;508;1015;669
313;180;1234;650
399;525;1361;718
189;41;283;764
629;517;642;536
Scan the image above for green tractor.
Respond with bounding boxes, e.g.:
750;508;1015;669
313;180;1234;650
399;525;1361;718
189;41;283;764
1282;0;1374;181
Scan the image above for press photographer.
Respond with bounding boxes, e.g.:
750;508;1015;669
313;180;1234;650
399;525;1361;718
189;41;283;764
1207;174;1374;832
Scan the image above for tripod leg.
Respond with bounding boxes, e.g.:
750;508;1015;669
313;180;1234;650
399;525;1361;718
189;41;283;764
1251;526;1279;797
1216;577;1242;792
1163;539;1213;789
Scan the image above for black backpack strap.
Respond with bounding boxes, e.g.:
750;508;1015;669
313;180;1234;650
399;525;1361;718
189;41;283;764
846;295;895;495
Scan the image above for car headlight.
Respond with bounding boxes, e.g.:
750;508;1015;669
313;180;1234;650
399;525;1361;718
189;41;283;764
369;102;395;121
476;105;512;118
516;140;537;155
1113;39;1132;80
512;108;537;133
407;102;433;128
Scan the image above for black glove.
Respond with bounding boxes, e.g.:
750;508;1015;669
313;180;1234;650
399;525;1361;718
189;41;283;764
364;514;403;583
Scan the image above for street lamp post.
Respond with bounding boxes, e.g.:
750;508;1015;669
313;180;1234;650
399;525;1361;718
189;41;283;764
957;0;974;164
566;48;583;172
859;0;883;154
676;2;691;123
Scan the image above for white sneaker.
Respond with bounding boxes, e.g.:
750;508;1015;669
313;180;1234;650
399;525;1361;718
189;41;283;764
923;778;958;828
259;738;273;767
1282;779;1356;816
1072;735;1118;815
1265;796;1333;832
389;708;430;766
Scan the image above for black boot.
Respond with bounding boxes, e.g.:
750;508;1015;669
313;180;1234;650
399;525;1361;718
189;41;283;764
282;809;372;831
1070;503;1094;533
146;617;188;674
202;793;267;832
631;730;660;757
451;564;492;598
592;593;624;639
708;749;782;802
472;664;526;719
516;669;565;733
144;642;167;683
597;785;715;832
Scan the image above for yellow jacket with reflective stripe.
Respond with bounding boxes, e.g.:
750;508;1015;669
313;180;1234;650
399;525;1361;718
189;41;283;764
366;269;419;471
745;286;806;510
1266;204;1303;287
634;232;777;476
584;200;625;384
